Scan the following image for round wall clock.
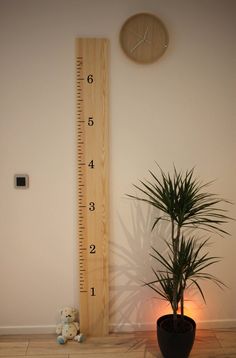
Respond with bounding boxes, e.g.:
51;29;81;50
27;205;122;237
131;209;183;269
119;13;169;64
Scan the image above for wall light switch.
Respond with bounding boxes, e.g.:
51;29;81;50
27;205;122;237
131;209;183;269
14;174;29;189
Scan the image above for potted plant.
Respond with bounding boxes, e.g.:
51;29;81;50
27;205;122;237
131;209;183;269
127;165;232;358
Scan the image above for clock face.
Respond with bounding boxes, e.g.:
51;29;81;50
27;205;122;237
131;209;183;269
120;13;169;64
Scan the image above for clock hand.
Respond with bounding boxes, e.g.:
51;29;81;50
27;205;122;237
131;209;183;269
143;26;149;40
130;27;151;46
130;38;144;53
143;25;151;44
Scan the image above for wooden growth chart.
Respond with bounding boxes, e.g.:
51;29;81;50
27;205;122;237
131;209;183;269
76;38;109;336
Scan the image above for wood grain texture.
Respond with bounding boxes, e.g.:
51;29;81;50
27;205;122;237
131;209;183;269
75;38;109;336
1;329;236;357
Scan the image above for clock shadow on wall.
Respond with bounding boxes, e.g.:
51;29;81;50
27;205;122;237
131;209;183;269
119;13;169;64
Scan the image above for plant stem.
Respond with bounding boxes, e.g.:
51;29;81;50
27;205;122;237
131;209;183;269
173;223;181;330
171;219;175;248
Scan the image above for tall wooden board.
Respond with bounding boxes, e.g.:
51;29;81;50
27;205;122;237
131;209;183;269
76;38;109;336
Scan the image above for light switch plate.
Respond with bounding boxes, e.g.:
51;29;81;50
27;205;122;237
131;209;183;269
14;174;29;189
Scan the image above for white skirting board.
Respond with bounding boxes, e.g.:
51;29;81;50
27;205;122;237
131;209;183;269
1;319;236;335
0;325;56;335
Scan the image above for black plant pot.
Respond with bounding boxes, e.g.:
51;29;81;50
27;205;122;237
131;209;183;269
157;314;196;358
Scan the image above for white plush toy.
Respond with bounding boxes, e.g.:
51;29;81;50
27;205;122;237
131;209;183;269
56;307;84;344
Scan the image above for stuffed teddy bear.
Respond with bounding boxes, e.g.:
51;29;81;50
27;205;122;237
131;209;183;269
56;307;84;344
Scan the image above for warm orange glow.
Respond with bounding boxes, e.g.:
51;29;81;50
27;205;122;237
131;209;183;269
178;302;198;320
151;289;206;322
149;299;172;321
157;303;173;317
179;290;205;322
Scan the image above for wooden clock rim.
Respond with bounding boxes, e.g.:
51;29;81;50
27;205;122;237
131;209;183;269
119;12;169;64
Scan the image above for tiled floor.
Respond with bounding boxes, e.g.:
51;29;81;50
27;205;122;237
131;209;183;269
0;328;236;357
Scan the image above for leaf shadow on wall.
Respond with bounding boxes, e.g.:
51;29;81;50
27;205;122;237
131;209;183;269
109;199;172;330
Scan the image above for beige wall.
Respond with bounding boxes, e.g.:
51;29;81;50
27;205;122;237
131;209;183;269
0;0;235;333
